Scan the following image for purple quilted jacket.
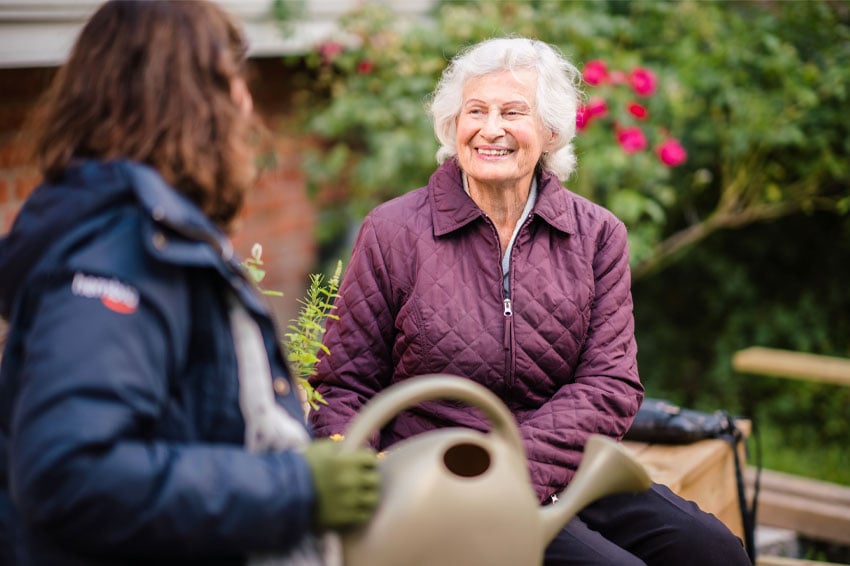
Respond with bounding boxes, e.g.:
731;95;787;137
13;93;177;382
309;159;643;502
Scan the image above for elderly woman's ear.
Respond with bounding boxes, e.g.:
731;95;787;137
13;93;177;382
545;129;559;151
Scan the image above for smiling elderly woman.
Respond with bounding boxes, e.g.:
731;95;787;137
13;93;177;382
309;37;751;566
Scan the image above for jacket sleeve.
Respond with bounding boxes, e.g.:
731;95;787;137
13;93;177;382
9;272;316;559
309;214;396;441
518;220;644;503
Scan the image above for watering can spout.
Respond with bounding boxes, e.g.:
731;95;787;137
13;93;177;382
540;435;653;545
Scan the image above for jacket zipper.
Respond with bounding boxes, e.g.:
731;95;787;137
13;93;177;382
489;213;521;388
502;212;533;389
503;296;515;387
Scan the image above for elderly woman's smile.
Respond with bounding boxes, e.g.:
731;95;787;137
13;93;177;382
476;147;514;157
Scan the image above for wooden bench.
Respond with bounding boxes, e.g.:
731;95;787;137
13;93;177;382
622;436;850;565
734;346;850;546
623;432;748;541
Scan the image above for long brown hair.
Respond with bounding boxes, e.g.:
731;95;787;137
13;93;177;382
31;0;259;228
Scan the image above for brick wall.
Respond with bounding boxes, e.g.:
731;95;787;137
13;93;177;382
0;67;51;233
0;58;319;328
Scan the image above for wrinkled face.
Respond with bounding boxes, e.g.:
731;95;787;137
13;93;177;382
455;69;555;192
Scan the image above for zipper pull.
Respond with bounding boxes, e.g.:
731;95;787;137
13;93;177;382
503;298;513;316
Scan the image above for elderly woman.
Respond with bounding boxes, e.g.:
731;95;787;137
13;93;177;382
309;38;749;565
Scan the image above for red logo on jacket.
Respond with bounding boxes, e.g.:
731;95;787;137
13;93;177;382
71;272;139;315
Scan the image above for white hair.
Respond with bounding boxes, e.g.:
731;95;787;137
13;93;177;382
427;37;583;181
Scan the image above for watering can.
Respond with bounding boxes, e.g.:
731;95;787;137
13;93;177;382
338;374;652;566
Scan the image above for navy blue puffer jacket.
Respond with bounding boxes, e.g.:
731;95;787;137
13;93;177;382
0;160;315;564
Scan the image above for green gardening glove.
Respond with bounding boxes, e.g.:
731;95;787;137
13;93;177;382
302;438;381;530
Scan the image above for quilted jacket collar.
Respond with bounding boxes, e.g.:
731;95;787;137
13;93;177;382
429;159;576;237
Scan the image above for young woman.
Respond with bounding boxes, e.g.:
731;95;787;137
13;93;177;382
0;2;378;564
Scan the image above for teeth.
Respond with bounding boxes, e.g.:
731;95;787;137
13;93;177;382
477;148;511;156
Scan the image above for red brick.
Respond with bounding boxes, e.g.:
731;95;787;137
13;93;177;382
0;68;55;100
0;104;35;133
0;136;35;169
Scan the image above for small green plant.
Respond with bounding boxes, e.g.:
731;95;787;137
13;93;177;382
243;244;341;411
242;243;284;298
284;260;342;411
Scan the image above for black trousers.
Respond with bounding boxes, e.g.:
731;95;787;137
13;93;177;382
544;483;752;565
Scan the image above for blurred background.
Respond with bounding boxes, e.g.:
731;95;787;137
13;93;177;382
1;0;848;560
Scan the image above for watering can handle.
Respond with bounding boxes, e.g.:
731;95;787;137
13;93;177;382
338;374;526;457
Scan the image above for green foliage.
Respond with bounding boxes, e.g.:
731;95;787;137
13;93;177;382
271;0;305;33
285;0;849;273
632;212;850;485
759;423;850;487
242;245;342;411
289;3;448;249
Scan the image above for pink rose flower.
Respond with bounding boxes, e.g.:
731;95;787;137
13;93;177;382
617;127;648;154
627;102;649;120
628;67;657;96
576;107;590;131
317;41;344;63
656;138;688;167
582;60;609;85
576;98;608;131
587;97;608;118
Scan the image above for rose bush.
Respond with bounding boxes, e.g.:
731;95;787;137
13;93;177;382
577;60;685;167
284;0;848;279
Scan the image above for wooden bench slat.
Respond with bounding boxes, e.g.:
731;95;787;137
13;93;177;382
748;468;850;506
757;556;840;566
746;468;850;545
732;347;850;387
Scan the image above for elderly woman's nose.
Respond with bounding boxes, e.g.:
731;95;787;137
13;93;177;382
481;111;505;135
